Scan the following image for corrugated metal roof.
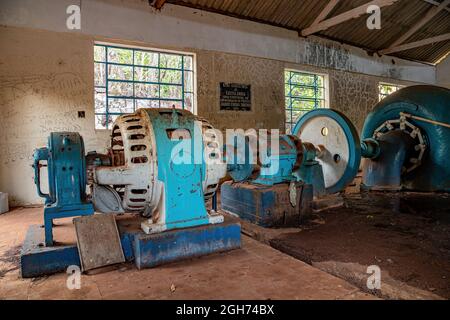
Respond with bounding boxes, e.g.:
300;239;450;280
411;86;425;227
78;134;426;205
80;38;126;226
165;0;450;64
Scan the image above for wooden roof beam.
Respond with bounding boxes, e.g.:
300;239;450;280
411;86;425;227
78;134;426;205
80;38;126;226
380;33;450;55
301;0;399;37
311;0;341;26
151;0;168;10
385;0;450;49
423;0;450;13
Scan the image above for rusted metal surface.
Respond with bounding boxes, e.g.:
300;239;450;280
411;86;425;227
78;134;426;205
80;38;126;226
362;131;415;191
221;181;313;227
85;152;111;185
286;135;304;171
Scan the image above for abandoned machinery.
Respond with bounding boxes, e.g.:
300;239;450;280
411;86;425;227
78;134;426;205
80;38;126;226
32;85;450;243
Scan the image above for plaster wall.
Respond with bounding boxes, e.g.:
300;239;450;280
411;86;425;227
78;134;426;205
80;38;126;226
437;55;450;89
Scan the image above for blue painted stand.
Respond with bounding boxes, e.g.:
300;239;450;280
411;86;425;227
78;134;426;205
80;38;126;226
133;221;241;269
20;219;241;278
33;133;95;247
21;225;80;278
44;204;94;247
221;181;313;227
20;224;135;278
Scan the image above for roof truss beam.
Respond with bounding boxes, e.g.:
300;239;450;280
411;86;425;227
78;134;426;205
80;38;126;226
311;0;341;26
301;0;399;37
151;0;167;10
379;33;450;55
423;0;450;13
385;0;450;49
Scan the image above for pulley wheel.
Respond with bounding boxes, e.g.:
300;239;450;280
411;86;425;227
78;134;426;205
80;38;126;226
292;109;361;194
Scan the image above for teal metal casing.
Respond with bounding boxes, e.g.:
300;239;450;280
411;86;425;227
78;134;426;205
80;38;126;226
252;135;300;185
294;162;326;197
362;85;450;192
33;132;94;246
134;221;241;269
143;109;211;230
222;109;361;227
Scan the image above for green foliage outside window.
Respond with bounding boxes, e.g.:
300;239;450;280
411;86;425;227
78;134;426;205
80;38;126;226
284;70;326;134
94;44;195;129
379;83;403;102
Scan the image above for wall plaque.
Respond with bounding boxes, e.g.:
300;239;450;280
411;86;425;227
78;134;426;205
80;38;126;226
219;83;251;111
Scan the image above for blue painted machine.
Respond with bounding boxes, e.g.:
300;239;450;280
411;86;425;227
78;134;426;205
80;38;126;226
221;109;361;227
26;84;449;276
360;85;450;192
33;133;94;246
26;108;240;277
221;83;450;228
93;108;226;233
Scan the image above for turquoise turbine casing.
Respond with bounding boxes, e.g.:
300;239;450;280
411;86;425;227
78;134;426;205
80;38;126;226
362;85;450;192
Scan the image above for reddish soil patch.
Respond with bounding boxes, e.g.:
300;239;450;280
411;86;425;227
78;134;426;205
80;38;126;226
271;192;450;298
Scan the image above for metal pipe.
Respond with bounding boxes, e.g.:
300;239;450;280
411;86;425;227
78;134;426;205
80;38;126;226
400;112;450;129
361;138;381;159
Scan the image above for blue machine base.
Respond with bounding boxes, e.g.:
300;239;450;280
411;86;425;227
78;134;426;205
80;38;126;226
134;221;241;269
21;225;81;278
221;181;313;228
20;224;135;278
20;219;241;278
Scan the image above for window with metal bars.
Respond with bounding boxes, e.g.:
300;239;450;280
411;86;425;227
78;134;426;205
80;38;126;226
378;82;404;101
94;43;195;129
284;70;326;134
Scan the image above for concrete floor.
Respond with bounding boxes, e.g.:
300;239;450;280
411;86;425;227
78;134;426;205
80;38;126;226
0;207;375;300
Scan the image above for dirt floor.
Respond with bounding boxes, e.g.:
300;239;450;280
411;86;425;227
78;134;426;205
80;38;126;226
0;207;373;300
269;192;450;299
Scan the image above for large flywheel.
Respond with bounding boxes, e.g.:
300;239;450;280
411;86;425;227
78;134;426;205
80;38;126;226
292;109;361;194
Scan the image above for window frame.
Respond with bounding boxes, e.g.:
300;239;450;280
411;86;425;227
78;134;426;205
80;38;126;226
378;82;404;101
284;69;329;134
94;42;196;130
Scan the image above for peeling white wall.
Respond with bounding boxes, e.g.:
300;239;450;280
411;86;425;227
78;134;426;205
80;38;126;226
0;0;436;84
437;55;450;89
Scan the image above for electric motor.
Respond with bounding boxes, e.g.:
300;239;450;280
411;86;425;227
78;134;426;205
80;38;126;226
93;108;226;216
